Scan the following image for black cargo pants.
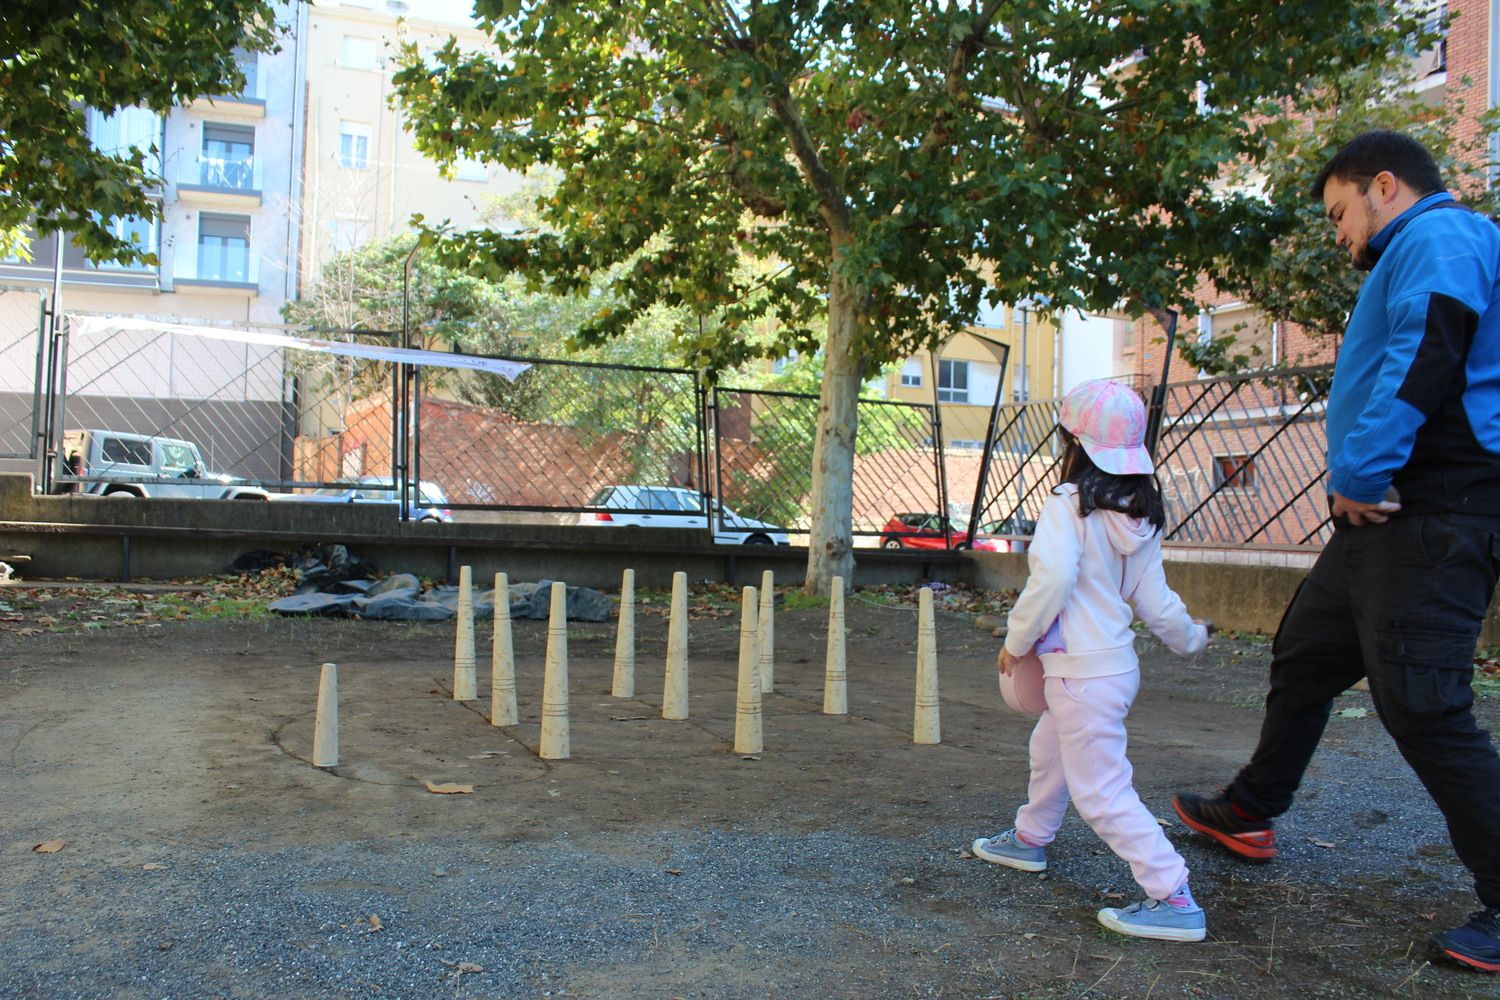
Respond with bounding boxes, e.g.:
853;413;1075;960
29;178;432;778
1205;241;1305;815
1225;512;1500;908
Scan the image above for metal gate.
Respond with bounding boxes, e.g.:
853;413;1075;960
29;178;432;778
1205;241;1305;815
0;287;47;460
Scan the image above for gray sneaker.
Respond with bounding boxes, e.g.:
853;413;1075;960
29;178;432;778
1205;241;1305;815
1097;898;1206;942
970;829;1047;872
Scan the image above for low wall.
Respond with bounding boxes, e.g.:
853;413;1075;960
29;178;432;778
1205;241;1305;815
0;474;958;590
964;550;1500;648
8;472;1500;648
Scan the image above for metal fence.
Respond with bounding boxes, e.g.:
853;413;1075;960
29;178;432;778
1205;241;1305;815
412;357;705;513
0;287;46;460
971;367;1334;549
12;310;1335;550
1155;365;1333;546
710;386;942;539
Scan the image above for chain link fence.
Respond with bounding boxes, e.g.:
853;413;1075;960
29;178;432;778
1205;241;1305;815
0;287;47;461
24;313;1335;551
412;358;703;514
711;387;942;542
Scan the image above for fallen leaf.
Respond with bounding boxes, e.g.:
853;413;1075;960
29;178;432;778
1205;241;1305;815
423;781;474;795
142;862;166;872
1336;707;1369;719
664;868;683;876
1310;838;1336;849
438;958;483;973
368;914;384;933
548;788;561;797
1156;817;1172;827
33;839;65;854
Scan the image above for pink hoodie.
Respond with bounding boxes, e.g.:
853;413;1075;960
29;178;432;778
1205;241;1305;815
1003;483;1207;678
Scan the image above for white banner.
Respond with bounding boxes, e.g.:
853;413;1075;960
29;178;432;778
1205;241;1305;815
66;314;531;382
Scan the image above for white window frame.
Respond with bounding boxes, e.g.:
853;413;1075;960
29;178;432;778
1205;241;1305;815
900;358;922;387
339;121;371;170
937;359;969;403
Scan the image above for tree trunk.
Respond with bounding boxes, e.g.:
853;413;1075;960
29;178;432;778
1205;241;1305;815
804;272;867;595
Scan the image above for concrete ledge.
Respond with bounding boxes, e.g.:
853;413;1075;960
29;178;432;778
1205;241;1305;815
0;473;959;589
966;548;1500;647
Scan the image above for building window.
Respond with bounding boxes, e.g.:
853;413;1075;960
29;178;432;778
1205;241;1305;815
1214;453;1257;490
453;156;488;182
197;213;251;283
89;107;163;177
330;217;370;253
339;122;371;170
201;123;255;189
341;36;378;69
937;359;969;403
900;358;922;387
87;215;158;271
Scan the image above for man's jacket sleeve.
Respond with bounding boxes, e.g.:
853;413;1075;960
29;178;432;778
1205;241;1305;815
1330;227;1485;503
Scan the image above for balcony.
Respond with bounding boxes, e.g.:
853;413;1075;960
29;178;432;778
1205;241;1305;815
185;61;267;119
176;154;263;209
172;244;260;295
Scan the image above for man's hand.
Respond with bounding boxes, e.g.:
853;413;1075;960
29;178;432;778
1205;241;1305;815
1332;485;1402;526
999;647;1022;676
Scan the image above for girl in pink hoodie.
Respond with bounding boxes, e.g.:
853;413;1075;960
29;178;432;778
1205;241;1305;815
971;379;1211;942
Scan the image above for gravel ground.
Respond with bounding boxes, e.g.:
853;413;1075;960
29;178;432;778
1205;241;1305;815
3;587;1499;998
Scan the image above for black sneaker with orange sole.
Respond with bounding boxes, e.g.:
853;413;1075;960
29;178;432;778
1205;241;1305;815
1432;908;1500;973
1172;791;1277;860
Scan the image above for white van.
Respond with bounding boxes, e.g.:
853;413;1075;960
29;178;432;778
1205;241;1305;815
60;429;271;500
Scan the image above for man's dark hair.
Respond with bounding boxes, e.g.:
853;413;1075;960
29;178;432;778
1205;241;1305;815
1311;129;1444;199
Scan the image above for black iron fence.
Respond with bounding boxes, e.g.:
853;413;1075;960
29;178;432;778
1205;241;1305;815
971;366;1335;549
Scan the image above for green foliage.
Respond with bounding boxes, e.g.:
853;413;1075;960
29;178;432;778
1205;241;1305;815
1210;16;1499;368
1;0;281;264
395;1;1414;370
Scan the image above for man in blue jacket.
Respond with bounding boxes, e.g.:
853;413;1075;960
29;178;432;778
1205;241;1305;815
1174;130;1500;973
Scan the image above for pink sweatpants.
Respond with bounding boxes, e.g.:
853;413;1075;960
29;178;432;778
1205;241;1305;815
1014;670;1188;901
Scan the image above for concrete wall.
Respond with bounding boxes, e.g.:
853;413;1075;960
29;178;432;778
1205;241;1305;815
0;474;943;590
9;470;1500;650
963;549;1500;648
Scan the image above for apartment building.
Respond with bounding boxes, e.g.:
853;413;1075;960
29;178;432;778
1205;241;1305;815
298;0;524;288
0;2;308;323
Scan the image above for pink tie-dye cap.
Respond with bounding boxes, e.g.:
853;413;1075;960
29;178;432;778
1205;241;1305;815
1058;379;1153;476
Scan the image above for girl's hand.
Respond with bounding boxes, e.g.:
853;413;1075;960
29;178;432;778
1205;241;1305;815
1194;618;1217;638
998;647;1022;676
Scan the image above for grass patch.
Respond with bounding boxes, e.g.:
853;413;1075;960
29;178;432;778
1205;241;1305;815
781;590;829;611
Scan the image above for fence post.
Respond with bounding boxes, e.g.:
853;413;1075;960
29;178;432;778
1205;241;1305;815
1143;309;1178;457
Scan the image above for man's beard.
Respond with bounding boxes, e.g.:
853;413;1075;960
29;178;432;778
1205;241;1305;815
1351;197;1380;271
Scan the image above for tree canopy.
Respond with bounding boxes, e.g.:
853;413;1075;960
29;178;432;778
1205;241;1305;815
393;0;1423;589
1205;45;1497;370
0;0;280;264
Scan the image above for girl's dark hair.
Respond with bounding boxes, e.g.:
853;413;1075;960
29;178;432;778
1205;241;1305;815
1055;430;1165;531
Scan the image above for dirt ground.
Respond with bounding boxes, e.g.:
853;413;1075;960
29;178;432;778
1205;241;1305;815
2;578;1499;999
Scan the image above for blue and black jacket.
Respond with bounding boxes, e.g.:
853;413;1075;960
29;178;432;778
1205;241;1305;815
1327;191;1500;514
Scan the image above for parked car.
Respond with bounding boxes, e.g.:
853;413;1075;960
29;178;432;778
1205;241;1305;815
269;476;453;523
879;512;969;550
970;517;1037;553
580;485;790;545
59;429;270;500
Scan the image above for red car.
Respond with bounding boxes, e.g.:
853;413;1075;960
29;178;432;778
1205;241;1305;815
879;512;970;550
